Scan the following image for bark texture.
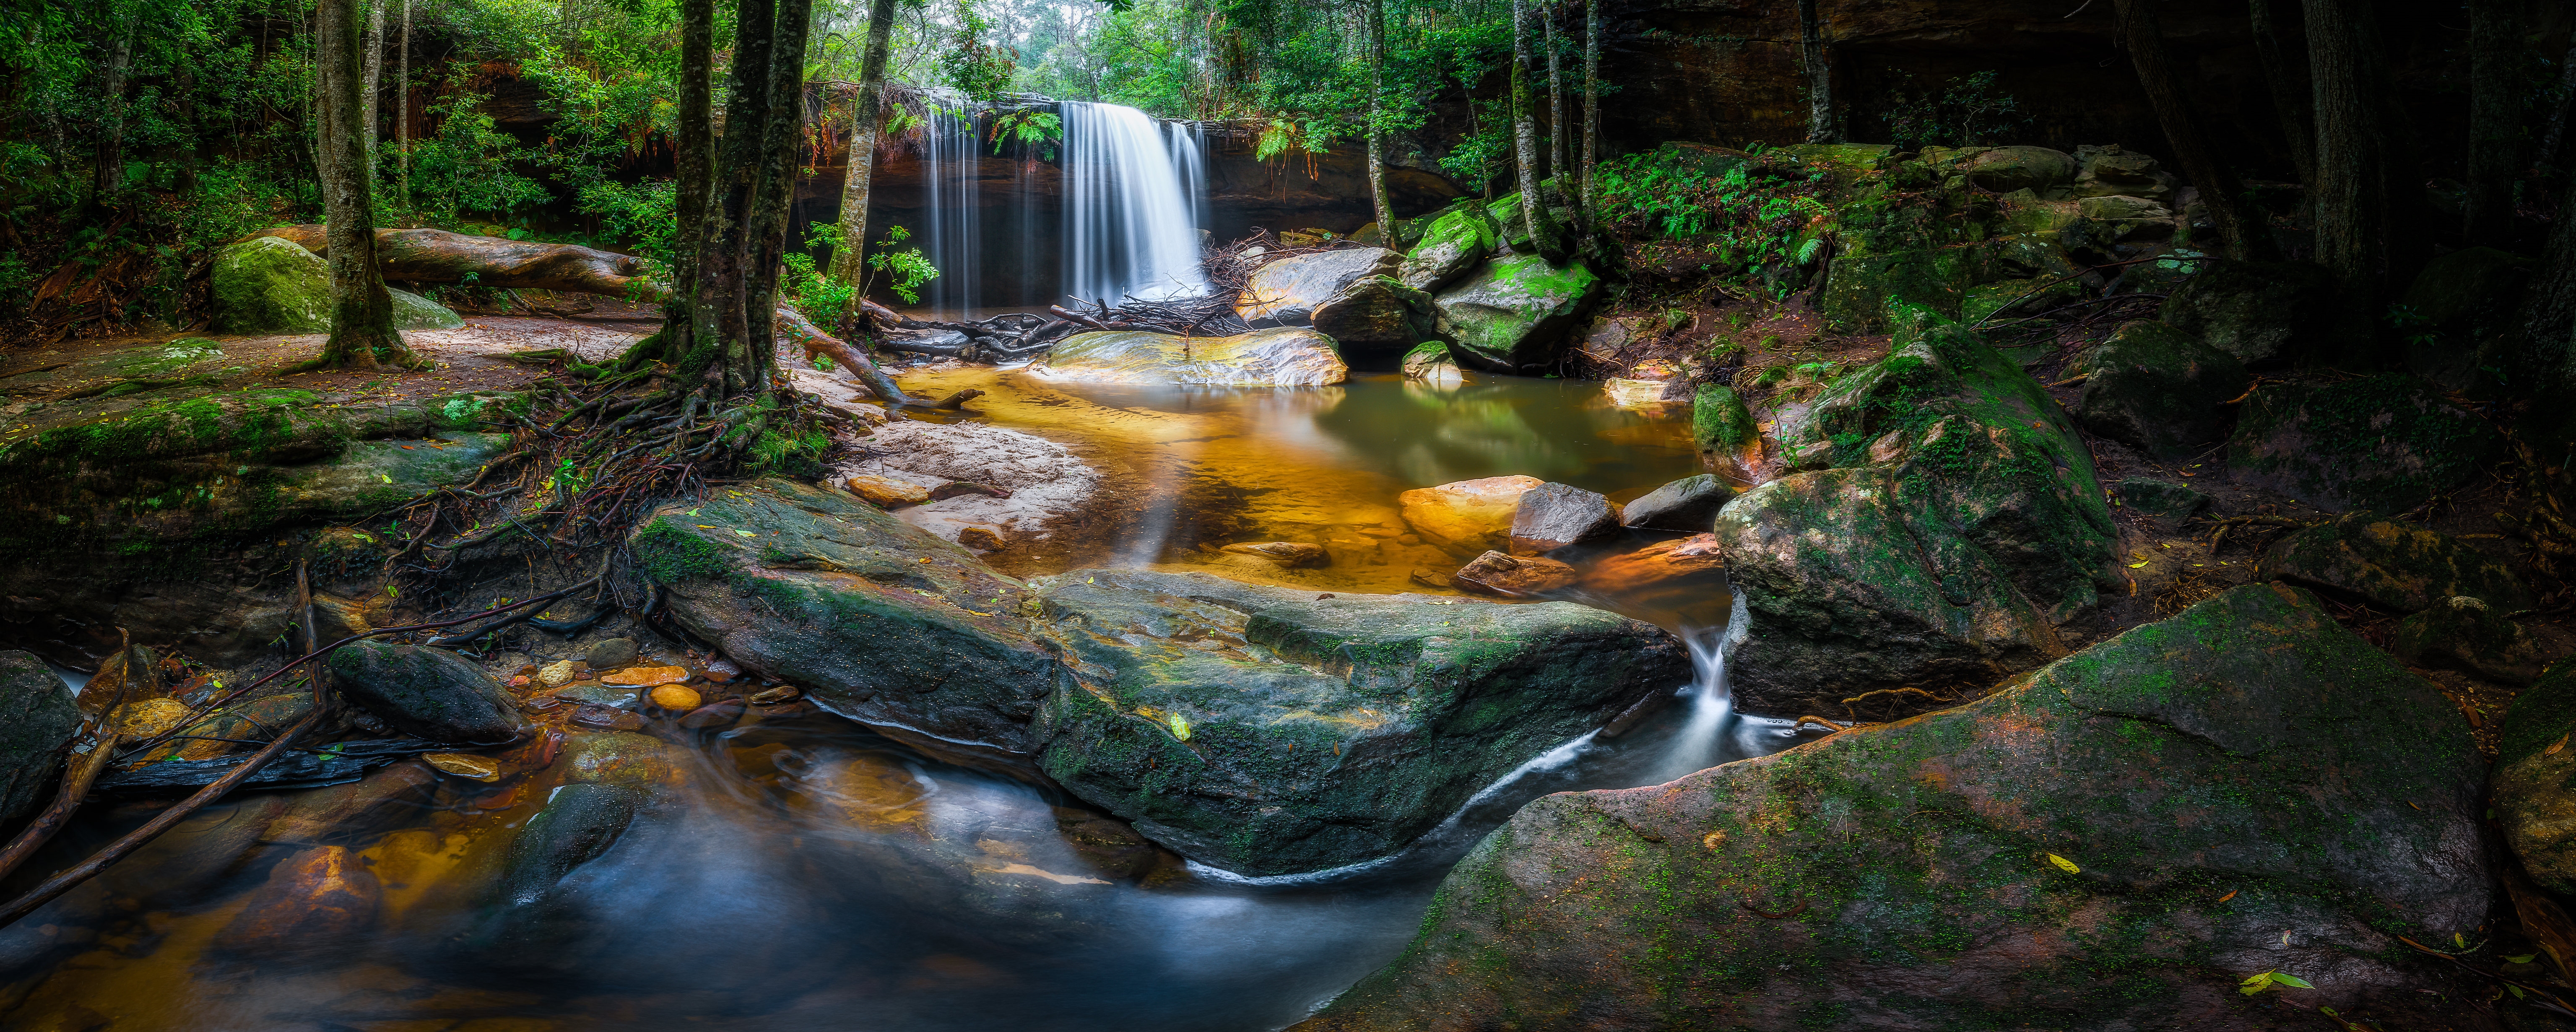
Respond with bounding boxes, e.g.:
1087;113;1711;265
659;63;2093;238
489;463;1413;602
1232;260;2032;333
396;0;411;201
2464;0;2523;247
90;30;135;206
1544;6;1566;181
827;0;902;292
361;0;384;167
1508;0;1567;264
1365;0;1394;235
1796;0;1832;143
2111;0;2267;260
741;0;816;390
1580;0;1599;208
315;0;410;369
690;0;776;394
2301;0;2398;365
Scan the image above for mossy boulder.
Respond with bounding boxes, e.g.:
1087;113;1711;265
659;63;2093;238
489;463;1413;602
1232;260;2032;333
1820;247;1977;333
2226;374;2503;512
1690;383;1760;475
1772;142;1895;191
0;651;79;827
628;478;1057;764
1396;207;1497;294
2392;595;2548;685
326;641;529;743
2493;663;2576;894
212;236;461;333
1296;584;2489;1032
1939;144;2077;195
1431;254;1602;372
1962;276;2080;325
2071;143;2176;201
2160;259;2337;367
1029;569;1684;876
387;287;465;330
2070;320;2249;460
2257;511;2533;613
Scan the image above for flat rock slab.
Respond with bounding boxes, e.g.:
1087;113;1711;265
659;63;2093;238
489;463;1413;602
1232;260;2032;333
1298;584;2488;1031
1037;328;1348;386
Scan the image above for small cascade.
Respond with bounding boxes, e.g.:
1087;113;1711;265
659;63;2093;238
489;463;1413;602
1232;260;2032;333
1060;101;1211;307
914;104;982;320
1646;630;1735;784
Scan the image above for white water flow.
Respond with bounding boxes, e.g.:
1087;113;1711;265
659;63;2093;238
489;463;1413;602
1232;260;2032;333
916;107;981;320
1060;101;1211;307
1646;629;1736;784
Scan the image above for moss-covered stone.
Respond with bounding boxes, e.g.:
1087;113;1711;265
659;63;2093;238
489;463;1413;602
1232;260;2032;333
1431;254;1602;372
1030;569;1684;876
1962;276;2080;325
2492;663;2576;893
2160;259;2337;367
2071;320;2250;460
327;641;529;743
2391;596;2548;686
1309;275;1441;352
1396;206;1497;294
2227;375;2503;512
211;236;461;333
0;650;79;827
1297;585;2488;1032
2257;510;2533;613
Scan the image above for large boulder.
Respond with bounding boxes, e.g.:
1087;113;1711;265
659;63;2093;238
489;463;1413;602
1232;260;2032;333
629;479;1058;763
2392;595;2549;685
2071;143;2176;201
1396;475;1541;555
1237;248;1396;325
1724;310;2119;715
2070;320;2250;459
1620;474;1735;533
1308;275;1440;352
2160;258;2337;367
2495;663;2576;894
1037;328;1347;387
1432;254;1602;372
1944;144;2077;195
2257;510;2534;613
1396;207;1497;293
1298;585;2490;1032
0;651;79;826
325;641;528;743
2227;374;2504;512
211;236;461;334
1029;569;1686;876
1509;482;1620;554
1691;384;1762;478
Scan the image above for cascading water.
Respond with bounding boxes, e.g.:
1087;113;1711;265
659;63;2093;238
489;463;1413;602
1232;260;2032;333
1059;101;1211;307
1647;629;1737;784
913;105;982;320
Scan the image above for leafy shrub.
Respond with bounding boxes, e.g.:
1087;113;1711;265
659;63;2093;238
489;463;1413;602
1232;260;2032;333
1883;70;2029;151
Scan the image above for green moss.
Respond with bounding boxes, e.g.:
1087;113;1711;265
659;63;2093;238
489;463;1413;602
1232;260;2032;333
631;517;733;583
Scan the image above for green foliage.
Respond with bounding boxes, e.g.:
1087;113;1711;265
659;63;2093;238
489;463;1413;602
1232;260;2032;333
988;111;1062;159
937;0;1018;101
1883;70;2030;150
401;72;552;227
1595;153;1827;295
860;225;940;306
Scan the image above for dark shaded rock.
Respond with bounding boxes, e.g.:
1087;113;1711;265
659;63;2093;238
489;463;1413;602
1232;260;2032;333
1453;550;1580;596
1237;248;1396;325
629;478;1058;763
561;730;674;789
0;650;80;825
2111;476;2210;519
1298;585;2488;1032
2070;320;2249;459
327;641;528;743
171;692;315;760
1509;482;1620;554
583;637;638;669
2072;143;2176;200
1432;255;1603;372
212;845;382;956
1310;275;1440;351
2399;247;2530;390
260;760;439;843
1939;144;2077;195
1619;474;1736;532
1030;569;1685;876
2160;258;2337;367
2493;663;2576;895
2393;595;2548;685
2228;375;2503;512
2257;511;2533;613
488;781;643;939
1053;808;1164;882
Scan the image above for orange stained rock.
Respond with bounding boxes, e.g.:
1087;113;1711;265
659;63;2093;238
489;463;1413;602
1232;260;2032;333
649;684;703;711
603;665;690;687
212;845;382;954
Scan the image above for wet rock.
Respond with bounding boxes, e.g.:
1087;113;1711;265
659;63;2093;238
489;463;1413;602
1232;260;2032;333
2227;374;2503;512
1039;328;1349;387
928;481;1011;501
1601;378;1677;409
0;651;81;825
166;691;317;761
1310;275;1441;352
567;705;643;731
1620;474;1735;533
956;524;1007;551
561;731;674;789
536;659;577;688
1032;569;1687;876
746;686;801;705
1299;585;2487;1032
1398;341;1463;385
213;846;382;955
842;473;931;508
99;794;291;906
2110;476;2211;520
1219;541;1330;568
1452;551;1578;596
260;760;439;843
81;642;164;716
601;665;689;687
1396;206;1497;293
423;752;503;781
2070;320;2249;460
1433;255;1603;372
549;683;639;710
2160;258;2338;367
647;684;702;711
1578;534;1727;617
631;479;1056;762
111;697;191;738
2393;596;2548;685
2257;511;2533;613
488;782;644;938
1053;808;1163;881
1691;383;1763;478
1406;567;1453;589
1237;248;1396;325
2494;664;2576;894
1396;474;1541;555
679;700;745;729
327;641;529;743
1508;483;1620;554
583;637;639;670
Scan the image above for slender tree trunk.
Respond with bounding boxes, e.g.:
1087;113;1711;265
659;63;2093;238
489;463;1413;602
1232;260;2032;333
638;0;715;361
1365;0;1394;236
690;0;777;389
89;30;135;208
1509;0;1567;264
1580;0;1599;210
2302;0;2396;366
1796;0;1833;143
1544;3;1565;182
740;0;815;396
316;0;411;369
827;0;902;299
396;0;411;205
2247;0;2316;193
361;0;383;174
2111;0;2269;260
2521;189;2576;395
2464;0;2523;247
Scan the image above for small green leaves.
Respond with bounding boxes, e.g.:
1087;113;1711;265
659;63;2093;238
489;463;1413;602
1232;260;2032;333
2239;970;2312;995
2506;954;2538;964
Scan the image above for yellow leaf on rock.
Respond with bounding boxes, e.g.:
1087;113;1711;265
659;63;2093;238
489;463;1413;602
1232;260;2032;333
1167;713;1192;741
2127;561;2149;569
2046;853;2080;874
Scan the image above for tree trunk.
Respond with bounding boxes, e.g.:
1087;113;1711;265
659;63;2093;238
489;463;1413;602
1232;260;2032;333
828;0;902;296
2302;0;2397;366
89;30;135;207
1580;0;1599;210
361;0;383;172
1796;0;1833;143
625;0;712;368
688;0;779;395
1509;0;1567;265
1365;0;1394;236
2247;0;2316;193
1544;3;1565;182
2539;40;2576;177
2464;0;2523;247
2111;0;2269;261
315;0;412;369
740;0;815;397
396;0;411;205
2521;190;2576;397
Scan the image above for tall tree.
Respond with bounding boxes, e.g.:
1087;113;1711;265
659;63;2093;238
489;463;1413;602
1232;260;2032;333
395;0;411;205
1508;0;1567;263
741;0;816;387
2109;0;2267;260
2464;0;2523;247
1544;2;1565;181
1364;0;1394;236
827;0;902;300
2246;0;2315;192
1796;0;1832;142
89;28;135;207
361;0;383;169
1580;0;1599;208
2302;0;2400;365
689;0;776;394
315;0;413;369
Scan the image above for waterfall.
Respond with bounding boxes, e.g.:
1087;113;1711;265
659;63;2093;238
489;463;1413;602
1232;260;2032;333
915;105;982;320
1645;629;1734;784
1060;101;1210;308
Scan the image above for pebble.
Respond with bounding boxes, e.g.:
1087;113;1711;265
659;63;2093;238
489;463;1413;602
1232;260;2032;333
551;684;642;710
584;637;639;669
537;660;577;688
844;474;931;507
603;665;690;687
421;753;503;782
649;685;703;711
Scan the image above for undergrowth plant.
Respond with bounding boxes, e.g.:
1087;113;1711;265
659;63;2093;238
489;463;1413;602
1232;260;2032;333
1593;153;1828;296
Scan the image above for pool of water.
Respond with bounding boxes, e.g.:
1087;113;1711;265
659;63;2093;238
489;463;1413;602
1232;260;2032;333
0;365;1809;1031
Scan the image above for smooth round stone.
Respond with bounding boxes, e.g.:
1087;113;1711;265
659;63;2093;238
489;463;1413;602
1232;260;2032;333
649;685;703;711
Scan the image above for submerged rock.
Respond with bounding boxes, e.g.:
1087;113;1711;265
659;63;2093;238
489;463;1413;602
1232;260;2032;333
213;845;382;956
2070;320;2248;460
1237;248;1396;325
2257;510;2533;613
0;651;78;826
1396;474;1541;555
1039;328;1348;386
1452;550;1578;596
1031;570;1684;876
1432;254;1602;372
486;781;645;944
327;641;528;743
1309;275;1441;352
1298;585;2488;1032
1620;474;1736;532
2227;374;2503;512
